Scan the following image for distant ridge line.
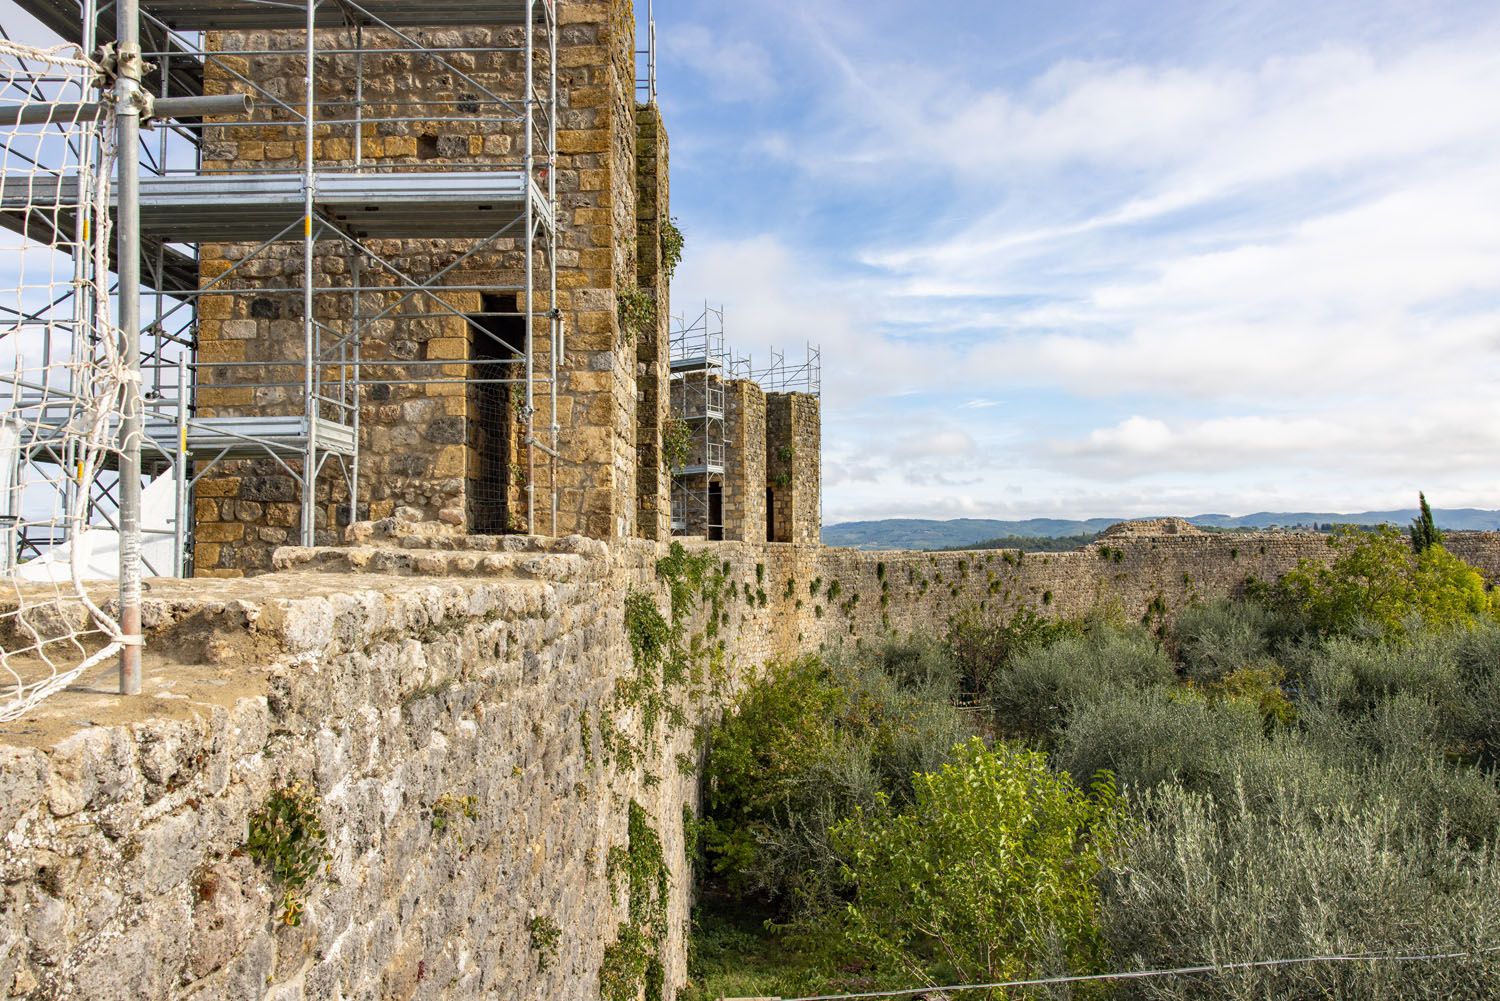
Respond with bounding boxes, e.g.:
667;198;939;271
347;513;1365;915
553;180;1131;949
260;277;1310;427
822;509;1500;551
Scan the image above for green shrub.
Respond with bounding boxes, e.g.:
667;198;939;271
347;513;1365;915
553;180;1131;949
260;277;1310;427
1451;621;1500;766
1172;599;1271;681
1273;527;1493;639
1056;687;1267;796
825;738;1121;989
699;651;974;911
246;782;329;926
1102;785;1500;1000
1299;632;1462;726
992;626;1175;742
876;635;960;697
1200;663;1297;730
660;217;685;280
945;605;1079;699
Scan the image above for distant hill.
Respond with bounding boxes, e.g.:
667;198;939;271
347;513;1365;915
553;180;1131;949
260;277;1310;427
822;509;1500;551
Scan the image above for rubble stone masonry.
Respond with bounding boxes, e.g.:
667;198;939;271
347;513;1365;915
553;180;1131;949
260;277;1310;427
191;0;652;574
7;524;1500;998
765;392;821;546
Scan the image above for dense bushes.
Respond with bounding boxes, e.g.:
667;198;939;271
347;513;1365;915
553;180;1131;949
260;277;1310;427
991;626;1175;742
697;652;972;910
1104;788;1500;999
1266;525;1494;638
945;605;1078;698
1171;599;1271;680
828;738;1121;989
691;538;1500;999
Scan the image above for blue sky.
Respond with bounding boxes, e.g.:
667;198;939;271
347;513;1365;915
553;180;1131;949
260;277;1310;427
5;1;1497;525
655;0;1500;522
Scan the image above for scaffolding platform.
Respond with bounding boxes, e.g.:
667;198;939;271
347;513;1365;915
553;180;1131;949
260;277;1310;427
3;172;549;247
670;356;722;373
16;0;551;36
0;180;199;295
132;173;553;242
19;415;356;471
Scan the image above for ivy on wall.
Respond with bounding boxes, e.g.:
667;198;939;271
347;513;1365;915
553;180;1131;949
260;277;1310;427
599;802;670;1001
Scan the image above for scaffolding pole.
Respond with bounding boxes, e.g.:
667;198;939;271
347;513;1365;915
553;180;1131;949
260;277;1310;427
7;0;565;578
116;0;144;694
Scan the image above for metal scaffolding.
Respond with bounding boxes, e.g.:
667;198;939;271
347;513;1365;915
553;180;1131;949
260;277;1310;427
750;342;821;396
667;303;821;539
3;0;563;581
668;304;733;538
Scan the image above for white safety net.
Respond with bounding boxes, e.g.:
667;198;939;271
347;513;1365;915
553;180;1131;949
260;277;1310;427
0;39;133;722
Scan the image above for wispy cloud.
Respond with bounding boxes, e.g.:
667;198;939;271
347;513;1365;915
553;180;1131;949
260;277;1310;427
661;1;1500;522
660;23;778;101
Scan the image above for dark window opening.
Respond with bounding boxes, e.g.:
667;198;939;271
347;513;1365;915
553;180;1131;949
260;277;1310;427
468;293;524;534
708;482;723;542
766;487;776;542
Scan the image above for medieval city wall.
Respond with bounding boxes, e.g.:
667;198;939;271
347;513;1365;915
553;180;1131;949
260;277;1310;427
7;525;1500;998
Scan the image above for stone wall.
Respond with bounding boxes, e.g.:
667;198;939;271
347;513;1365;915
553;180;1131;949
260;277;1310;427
191;0;652;574
0;529;801;1001
765;393;821;546
8;525;1500;999
633;104;672;542
723;380;767;543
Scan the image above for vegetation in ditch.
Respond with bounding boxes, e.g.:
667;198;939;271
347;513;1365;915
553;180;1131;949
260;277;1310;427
684;530;1500;999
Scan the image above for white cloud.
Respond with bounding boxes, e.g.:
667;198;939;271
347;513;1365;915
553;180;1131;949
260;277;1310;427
669;4;1500;521
661;24;778;101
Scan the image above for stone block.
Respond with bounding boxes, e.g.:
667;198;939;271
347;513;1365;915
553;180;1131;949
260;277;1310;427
196;521;245;543
0;745;47;835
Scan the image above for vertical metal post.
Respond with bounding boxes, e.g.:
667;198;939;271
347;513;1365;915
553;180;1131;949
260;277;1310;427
353;25;363;172
116;0;144;694
548;3;558;536
349;26;362;533
173;357;187;576
523;0;536;535
300;0;317;546
349;254;360;528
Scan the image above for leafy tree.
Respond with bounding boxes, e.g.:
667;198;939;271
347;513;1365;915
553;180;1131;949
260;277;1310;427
826;738;1122;991
699;655;971;908
1275;525;1492;639
944;605;1080;699
699;657;844;885
1410;491;1444;554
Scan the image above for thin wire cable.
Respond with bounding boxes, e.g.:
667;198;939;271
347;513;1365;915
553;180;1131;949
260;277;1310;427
776;944;1500;1001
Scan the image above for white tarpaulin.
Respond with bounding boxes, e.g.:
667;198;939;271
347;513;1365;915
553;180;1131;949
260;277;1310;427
14;471;179;581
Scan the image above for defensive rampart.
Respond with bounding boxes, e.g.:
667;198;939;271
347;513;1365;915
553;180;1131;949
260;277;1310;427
4;524;1499;999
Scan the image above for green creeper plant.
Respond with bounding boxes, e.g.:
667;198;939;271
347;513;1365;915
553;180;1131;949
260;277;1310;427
660;217;685;280
246;782;330;927
618;286;656;344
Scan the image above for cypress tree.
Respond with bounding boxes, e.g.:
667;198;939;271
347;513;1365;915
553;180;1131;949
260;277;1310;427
1409;491;1443;554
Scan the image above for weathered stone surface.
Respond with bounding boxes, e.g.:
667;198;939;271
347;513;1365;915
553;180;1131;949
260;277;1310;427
9;526;1500;999
186;858;270;982
0;745;46;836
